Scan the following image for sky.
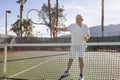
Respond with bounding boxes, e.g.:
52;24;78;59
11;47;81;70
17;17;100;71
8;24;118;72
0;0;120;37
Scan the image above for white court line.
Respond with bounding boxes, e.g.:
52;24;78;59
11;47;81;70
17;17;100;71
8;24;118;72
9;56;58;78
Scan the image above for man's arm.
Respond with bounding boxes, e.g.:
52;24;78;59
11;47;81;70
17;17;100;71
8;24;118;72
54;27;68;32
84;26;90;41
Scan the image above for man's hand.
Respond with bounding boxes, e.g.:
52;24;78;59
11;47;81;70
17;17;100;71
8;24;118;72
84;35;90;41
51;26;57;30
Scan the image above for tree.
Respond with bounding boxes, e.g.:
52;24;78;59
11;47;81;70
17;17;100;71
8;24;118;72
16;0;27;37
10;18;35;37
41;3;66;38
101;0;104;41
10;19;21;37
22;19;35;37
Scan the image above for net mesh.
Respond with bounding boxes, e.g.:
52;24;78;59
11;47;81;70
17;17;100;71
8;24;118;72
0;42;120;80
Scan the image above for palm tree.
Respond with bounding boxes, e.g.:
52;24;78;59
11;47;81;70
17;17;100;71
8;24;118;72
101;0;104;41
48;0;52;37
10;19;21;37
55;0;58;37
10;19;35;37
16;0;27;37
41;3;66;38
22;19;35;37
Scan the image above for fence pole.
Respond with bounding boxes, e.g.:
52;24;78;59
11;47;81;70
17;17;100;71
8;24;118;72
2;43;7;80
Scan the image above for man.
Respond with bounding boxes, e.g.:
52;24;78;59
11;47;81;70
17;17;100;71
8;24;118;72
56;14;90;80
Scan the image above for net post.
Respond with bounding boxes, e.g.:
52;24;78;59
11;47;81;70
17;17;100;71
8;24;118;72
2;43;7;80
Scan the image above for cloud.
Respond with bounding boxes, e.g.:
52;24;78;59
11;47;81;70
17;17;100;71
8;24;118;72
0;27;16;36
64;5;87;12
0;28;5;34
63;4;101;26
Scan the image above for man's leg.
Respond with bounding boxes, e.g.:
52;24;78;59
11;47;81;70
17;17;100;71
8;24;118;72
78;57;84;75
58;58;74;80
78;57;84;80
66;58;74;72
78;46;86;78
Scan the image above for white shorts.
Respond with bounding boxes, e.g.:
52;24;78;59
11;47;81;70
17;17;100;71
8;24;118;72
69;45;87;59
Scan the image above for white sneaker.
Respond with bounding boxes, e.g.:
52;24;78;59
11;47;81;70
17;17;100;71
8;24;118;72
63;71;70;76
58;71;70;80
79;76;84;80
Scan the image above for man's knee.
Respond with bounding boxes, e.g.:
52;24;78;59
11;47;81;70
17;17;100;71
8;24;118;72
69;58;74;62
78;57;83;64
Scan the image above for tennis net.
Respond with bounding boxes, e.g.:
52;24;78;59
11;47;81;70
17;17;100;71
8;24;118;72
0;42;120;80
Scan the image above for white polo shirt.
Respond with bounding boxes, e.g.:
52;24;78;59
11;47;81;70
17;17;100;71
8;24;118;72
67;23;90;44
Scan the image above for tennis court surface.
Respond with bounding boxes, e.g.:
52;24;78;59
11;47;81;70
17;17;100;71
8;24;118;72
0;42;120;80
